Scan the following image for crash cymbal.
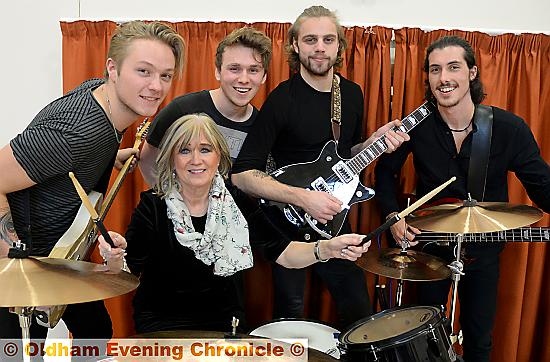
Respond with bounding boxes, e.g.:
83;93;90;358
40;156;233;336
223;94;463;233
406;200;543;233
0;257;139;307
356;248;451;281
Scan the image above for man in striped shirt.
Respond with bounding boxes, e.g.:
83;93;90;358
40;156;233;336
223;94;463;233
0;20;184;348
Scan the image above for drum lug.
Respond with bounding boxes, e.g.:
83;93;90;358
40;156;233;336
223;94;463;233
429;323;439;343
369;345;379;361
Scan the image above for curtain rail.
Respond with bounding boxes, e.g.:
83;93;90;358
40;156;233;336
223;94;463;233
59;18;549;36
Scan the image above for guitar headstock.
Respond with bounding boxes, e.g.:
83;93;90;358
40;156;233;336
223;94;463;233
133;119;151;149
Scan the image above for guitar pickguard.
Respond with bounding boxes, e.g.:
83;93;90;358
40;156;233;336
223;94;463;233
264;141;375;238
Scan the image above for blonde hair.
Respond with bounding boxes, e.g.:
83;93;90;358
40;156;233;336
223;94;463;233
154;113;231;197
105;20;185;78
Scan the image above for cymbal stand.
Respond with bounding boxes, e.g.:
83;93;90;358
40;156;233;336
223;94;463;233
395;226;410;307
9;306;34;362
447;234;465;345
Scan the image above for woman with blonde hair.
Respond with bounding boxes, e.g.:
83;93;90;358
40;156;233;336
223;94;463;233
100;113;370;333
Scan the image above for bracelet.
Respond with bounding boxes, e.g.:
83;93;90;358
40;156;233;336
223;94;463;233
101;250;130;273
314;240;329;263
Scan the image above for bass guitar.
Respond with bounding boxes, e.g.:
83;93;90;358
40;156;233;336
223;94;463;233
414;227;550;244
36;120;150;328
262;102;433;239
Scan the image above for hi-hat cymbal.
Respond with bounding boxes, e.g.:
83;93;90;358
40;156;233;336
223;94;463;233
406;200;543;233
356;248;451;281
0;257;139;307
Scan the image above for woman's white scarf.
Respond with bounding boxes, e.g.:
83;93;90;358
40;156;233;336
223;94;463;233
165;173;253;276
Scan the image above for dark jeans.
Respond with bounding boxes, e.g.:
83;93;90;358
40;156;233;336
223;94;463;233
417;243;502;362
0;301;112;361
272;258;372;330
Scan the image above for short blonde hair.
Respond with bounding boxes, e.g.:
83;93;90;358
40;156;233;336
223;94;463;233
105;21;185;78
154;113;231;197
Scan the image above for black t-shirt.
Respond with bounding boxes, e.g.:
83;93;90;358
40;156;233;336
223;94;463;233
232;73;364;173
147;90;258;161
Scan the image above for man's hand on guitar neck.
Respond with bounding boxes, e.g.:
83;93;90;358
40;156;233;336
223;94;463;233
353;119;410;156
115;148;139;171
388;212;421;247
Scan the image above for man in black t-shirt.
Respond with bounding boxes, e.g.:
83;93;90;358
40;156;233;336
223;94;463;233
232;6;409;329
139;27;272;185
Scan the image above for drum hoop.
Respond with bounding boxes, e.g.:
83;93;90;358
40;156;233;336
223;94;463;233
339;305;444;347
249;317;339;334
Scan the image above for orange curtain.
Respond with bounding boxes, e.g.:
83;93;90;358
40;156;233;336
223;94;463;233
61;20;394;335
62;21;550;361
392;27;550;362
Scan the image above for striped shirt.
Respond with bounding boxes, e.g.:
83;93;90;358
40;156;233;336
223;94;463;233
8;79;123;256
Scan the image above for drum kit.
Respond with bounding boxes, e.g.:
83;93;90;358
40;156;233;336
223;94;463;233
1;197;543;362
342;197;544;362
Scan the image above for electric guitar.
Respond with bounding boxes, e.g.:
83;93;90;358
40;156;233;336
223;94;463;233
37;120;150;328
262;102;433;239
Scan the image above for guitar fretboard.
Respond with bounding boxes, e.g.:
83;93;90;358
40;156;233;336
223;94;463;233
347;102;432;175
415;227;550;243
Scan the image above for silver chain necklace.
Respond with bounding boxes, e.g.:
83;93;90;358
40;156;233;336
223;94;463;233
104;87;123;143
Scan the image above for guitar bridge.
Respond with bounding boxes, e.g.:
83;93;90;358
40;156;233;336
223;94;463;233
332;161;353;183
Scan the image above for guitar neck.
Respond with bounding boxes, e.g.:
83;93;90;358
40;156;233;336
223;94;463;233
347;102;432;175
415;227;550;243
99;120;150;219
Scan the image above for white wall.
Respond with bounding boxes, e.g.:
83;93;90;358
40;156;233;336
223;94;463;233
1;0;549;145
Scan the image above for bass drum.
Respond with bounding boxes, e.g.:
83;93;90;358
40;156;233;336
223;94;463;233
250;318;341;359
338;306;456;361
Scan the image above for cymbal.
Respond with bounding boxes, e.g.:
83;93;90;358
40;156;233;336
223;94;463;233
0;256;139;307
356;248;451;281
406;200;543;233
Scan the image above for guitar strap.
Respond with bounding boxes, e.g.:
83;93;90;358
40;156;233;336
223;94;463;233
467;104;493;201
330;74;342;143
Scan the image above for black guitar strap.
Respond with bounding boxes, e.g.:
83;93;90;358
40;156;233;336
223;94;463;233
467;104;493;201
330;74;341;143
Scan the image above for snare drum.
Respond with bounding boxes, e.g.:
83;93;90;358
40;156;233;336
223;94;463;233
338;306;455;361
250;319;341;359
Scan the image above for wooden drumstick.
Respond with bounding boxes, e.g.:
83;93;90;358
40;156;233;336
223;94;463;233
397;176;456;219
360;176;456;245
68;172;116;248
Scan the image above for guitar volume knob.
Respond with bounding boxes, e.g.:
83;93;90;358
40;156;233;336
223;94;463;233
326;156;332;162
304;233;311;241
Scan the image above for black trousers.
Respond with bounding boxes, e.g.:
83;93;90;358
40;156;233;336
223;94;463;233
0;301;112;361
272;258;372;330
417;243;502;362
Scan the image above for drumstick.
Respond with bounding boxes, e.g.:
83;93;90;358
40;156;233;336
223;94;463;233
68;172;116;248
360;176;456;245
398;176;456;219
